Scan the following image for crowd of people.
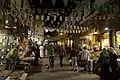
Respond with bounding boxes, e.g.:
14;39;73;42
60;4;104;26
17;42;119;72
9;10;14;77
4;39;119;80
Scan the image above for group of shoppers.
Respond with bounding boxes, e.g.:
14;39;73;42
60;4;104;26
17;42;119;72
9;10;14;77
69;46;91;72
5;40;119;80
98;47;118;80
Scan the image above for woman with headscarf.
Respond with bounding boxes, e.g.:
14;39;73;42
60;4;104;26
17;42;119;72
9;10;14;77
108;47;118;80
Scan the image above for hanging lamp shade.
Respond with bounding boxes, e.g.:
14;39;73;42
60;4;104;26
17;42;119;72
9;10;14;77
71;17;73;21
84;27;86;30
36;15;39;20
76;30;77;33
70;30;72;33
70;25;72;29
107;15;111;19
40;0;42;4
77;26;80;30
47;16;50;20
67;30;69;33
103;15;106;20
65;17;68;21
87;27;89;30
60;16;62;21
73;30;75;33
54;16;56;21
99;16;102;20
63;0;68;7
74;25;76;29
41;15;44;20
52;0;56;6
76;17;79;21
67;24;69;29
80;27;83;30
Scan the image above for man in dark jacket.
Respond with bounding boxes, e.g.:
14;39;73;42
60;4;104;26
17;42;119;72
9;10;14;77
109;47;118;80
70;47;78;71
58;45;66;67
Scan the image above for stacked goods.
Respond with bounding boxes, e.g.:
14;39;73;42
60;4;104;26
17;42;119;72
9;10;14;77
9;71;24;80
0;70;12;78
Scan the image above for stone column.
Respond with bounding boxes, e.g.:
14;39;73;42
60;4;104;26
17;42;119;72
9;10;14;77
109;30;115;48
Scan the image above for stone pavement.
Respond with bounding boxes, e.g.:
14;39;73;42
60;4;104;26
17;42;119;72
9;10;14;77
27;57;99;80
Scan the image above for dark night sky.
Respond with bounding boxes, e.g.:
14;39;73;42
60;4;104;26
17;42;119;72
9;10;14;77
0;0;5;9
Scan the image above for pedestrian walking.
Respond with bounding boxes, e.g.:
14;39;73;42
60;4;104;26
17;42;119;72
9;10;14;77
34;44;40;65
108;47;118;80
58;45;66;67
49;44;55;68
81;47;91;72
70;47;78;71
77;48;83;72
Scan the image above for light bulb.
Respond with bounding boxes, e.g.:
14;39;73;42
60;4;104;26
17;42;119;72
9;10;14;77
5;20;8;24
105;27;109;30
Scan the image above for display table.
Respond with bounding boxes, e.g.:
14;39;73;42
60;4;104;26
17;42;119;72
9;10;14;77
21;57;34;62
0;70;13;80
20;57;34;72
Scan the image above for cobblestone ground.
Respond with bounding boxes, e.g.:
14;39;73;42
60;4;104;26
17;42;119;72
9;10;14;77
27;57;99;80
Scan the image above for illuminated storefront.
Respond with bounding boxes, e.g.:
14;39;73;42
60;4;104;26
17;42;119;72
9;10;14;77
116;31;120;48
101;32;110;49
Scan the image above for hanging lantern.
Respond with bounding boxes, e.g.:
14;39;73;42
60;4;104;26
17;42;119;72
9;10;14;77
80;27;83;30
60;16;62;21
40;0;42;4
99;16;102;20
112;16;114;19
14;18;17;22
63;0;68;7
52;0;56;6
70;30;72;33
67;24;69;29
103;15;106;20
74;25;76;29
87;27;89;30
67;30;69;33
56;29;59;32
65;17;68;21
61;29;63;32
107;15;111;19
84;27;86;30
24;13;28;19
79;30;81;33
41;15;44;20
47;16;50;20
51;20;54;24
83;17;85;21
77;26;80;30
76;17;79;21
73;30;75;33
89;17;92;20
76;30;78;33
36;15;39;20
64;30;66;33
54;16;56;21
70;25;72;29
95;17;97;20
71;17;73;21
